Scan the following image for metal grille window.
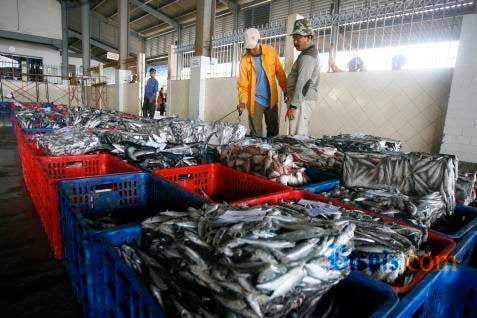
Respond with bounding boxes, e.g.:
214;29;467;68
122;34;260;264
244;2;271;29
171;0;474;79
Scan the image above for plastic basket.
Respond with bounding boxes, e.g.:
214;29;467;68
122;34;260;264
33;154;141;259
452;231;477;268
97;226;397;318
389;265;477;317
312;272;399;317
97;225;166;318
237;190;456;295
152;163;292;204
57;173;206;317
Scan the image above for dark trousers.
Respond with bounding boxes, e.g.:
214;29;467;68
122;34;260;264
158;103;165;116
248;103;279;137
143;97;156;118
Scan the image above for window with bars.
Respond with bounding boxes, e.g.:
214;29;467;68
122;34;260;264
244;3;271;29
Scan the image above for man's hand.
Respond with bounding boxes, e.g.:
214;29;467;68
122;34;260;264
237;103;246;115
149;97;154;105
285;108;296;121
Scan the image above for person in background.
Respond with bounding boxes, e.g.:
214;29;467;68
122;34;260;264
286;19;320;136
348;56;366;72
143;68;158;118
237;28;287;137
327;43;343;73
392;54;406;70
158;87;166;116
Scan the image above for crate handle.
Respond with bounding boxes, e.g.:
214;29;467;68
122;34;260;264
177;173;193;181
94;183;115;193
66;161;84;168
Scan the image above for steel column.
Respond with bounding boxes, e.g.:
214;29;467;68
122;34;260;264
81;0;91;75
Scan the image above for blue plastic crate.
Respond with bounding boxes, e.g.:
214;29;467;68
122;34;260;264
98;227;397;318
57;173;206;317
389;265;477;318
297;167;341;192
98;225;166;318
312;271;399;317
452;231;477;267
22;128;57;135
0;101;11;113
302;180;477;239
431;205;477;239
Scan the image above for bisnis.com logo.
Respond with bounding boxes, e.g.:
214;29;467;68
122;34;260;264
326;244;457;273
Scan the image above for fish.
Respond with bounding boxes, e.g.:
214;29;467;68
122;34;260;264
116;203;354;317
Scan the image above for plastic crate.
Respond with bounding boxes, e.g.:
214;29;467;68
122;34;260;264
237;190;456;295
152;163;292;204
97;226;396;318
57;173;206;317
452;231;477;268
98;225;166;318
389;265;477;317
312;272;399;317
430;205;477;239
33;154;141;259
295;167;341;192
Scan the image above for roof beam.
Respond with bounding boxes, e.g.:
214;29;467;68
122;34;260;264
218;0;239;12
92;0;108;10
0;30;62;48
108;0;153;18
130;0;181;24
68;29;118;53
129;0;179;30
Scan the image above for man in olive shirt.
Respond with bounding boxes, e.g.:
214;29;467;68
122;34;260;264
286;19;320;136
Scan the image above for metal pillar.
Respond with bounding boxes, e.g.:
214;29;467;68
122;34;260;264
61;0;69;78
331;0;340;57
81;0;90;75
119;0;128;70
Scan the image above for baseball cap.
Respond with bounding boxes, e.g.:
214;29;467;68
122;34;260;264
244;28;260;49
290;19;314;36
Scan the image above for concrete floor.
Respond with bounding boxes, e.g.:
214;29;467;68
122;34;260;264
0;124;81;317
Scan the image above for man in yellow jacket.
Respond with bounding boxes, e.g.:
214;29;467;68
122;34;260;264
237;28;287;137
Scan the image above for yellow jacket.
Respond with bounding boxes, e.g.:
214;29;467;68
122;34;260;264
237;44;287;115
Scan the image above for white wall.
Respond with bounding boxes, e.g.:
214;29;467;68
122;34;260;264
441;14;477;163
168;79;190;118
68;57;103;69
0;0;61;40
0;38;60;65
170;69;453;153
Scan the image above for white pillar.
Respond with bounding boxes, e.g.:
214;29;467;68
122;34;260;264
440;14;477;162
284;14;303;74
137;53;146;116
188;56;209;120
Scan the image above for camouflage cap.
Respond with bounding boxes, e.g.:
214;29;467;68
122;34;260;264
291;19;314;36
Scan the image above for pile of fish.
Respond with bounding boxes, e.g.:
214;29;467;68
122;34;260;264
15;108;70;129
22;104;246;170
34;126;102;156
270;135;338;171
343;152;458;216
219;137;337;186
456;172;477;205
320;186;447;229
315;134;402;153
220;140;308;186
117;204;355;317
289;199;426;284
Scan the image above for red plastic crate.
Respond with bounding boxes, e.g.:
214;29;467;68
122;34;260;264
152;163;292;204
32;154;141;259
235;190;456;295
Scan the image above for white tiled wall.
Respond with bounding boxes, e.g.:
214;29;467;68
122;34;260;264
441;14;477;163
169;68;453;153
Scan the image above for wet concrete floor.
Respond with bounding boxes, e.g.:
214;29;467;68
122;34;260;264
0;124;81;317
